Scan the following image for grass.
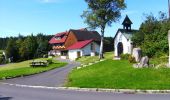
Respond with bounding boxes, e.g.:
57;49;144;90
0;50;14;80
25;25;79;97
0;58;47;71
0;50;3;56
67;59;170;90
0;58;67;79
0;50;3;53
150;56;168;66
77;52;113;65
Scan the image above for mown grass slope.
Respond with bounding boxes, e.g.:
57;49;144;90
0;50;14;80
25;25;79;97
67;59;170;90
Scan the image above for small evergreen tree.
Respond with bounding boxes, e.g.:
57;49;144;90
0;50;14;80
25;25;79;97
5;38;19;62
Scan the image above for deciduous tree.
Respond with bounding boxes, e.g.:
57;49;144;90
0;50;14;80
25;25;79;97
82;0;126;59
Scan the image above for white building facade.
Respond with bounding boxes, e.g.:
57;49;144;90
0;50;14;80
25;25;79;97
68;41;100;60
114;30;133;57
114;15;138;57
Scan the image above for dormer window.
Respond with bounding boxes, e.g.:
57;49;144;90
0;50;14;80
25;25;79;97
55;37;61;40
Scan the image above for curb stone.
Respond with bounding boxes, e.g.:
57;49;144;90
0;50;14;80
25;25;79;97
76;59;106;70
59;87;170;94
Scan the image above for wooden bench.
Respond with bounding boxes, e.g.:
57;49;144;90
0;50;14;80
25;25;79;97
30;61;48;67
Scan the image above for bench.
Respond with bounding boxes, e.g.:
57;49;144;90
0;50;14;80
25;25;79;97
30;61;48;67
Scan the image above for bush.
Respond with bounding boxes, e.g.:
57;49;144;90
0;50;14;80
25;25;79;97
0;57;3;64
0;56;5;64
120;54;130;60
47;58;53;64
128;55;136;63
43;54;48;58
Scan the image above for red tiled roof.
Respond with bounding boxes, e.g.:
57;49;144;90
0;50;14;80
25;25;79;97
67;39;93;50
55;31;68;37
49;31;68;44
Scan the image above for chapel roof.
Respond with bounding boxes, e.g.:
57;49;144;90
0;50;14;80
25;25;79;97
122;15;133;25
114;29;138;40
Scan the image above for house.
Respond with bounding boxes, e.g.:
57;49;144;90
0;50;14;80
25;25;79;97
49;31;69;56
49;28;101;60
114;15;138;58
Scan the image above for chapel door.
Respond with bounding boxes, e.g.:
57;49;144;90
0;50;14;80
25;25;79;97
117;42;123;57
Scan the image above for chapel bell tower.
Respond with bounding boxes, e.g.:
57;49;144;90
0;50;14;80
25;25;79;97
122;15;133;31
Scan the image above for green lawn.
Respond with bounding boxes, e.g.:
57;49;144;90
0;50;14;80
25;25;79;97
0;50;3;56
0;50;3;53
67;59;170;90
77;52;113;65
0;58;67;79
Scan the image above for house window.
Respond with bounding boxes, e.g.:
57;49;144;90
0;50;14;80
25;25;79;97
91;43;95;52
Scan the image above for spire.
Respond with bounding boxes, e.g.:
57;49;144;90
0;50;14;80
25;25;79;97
122;15;133;31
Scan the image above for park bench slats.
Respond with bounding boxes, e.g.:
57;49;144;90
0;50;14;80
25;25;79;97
30;61;48;67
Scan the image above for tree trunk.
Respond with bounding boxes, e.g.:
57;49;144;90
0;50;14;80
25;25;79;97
99;27;105;59
168;30;170;67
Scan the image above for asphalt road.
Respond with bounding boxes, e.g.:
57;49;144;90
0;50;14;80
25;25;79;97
0;83;170;100
0;58;80;87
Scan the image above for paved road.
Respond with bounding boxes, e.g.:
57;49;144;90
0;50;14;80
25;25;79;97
0;83;170;100
0;58;80;87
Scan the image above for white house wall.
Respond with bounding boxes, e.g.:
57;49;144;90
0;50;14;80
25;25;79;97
68;49;82;60
82;42;100;56
68;42;100;60
114;31;132;57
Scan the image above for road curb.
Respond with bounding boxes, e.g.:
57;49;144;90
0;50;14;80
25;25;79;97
2;82;170;94
57;87;170;94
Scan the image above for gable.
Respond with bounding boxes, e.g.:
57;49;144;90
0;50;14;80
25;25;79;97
64;31;78;49
49;31;68;44
114;29;138;41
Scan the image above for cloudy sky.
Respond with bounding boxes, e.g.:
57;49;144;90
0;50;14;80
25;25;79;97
0;0;168;37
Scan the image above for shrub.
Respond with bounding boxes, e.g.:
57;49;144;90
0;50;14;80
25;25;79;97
47;58;53;64
128;55;136;63
43;54;48;58
0;57;3;64
0;54;6;64
120;54;130;60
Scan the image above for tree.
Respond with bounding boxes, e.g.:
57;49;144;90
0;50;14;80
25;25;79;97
35;40;49;57
24;35;38;59
82;0;126;59
5;38;19;62
132;12;169;58
19;40;29;60
104;37;114;52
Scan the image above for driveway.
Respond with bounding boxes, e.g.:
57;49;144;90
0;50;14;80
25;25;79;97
0;58;80;87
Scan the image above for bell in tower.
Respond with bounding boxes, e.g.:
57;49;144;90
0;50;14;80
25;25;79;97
122;15;133;31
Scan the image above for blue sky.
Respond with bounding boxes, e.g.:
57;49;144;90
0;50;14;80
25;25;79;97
0;0;168;37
